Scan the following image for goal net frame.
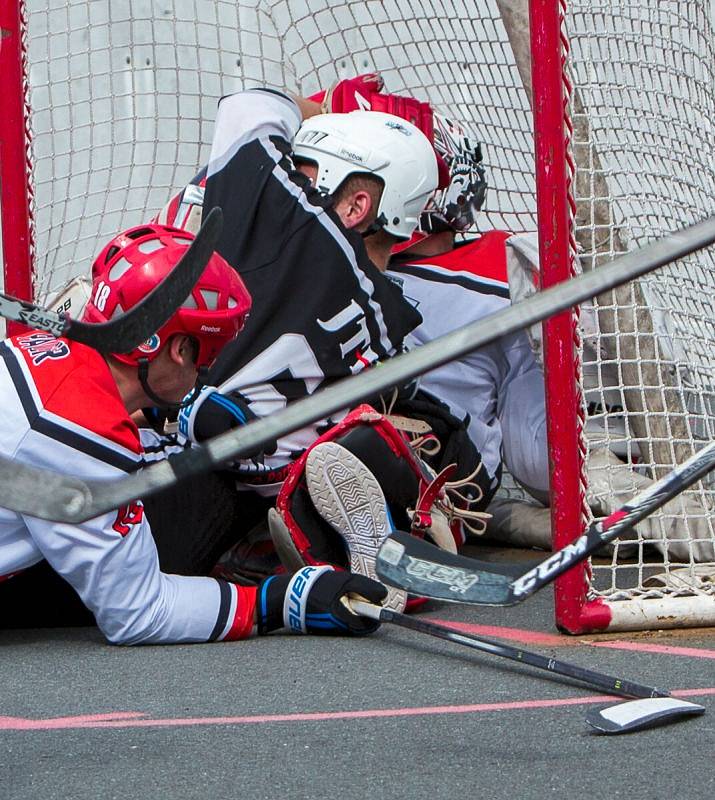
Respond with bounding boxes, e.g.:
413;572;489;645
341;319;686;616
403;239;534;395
1;0;714;633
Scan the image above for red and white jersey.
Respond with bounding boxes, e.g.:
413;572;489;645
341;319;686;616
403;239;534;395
388;232;549;492
0;332;256;644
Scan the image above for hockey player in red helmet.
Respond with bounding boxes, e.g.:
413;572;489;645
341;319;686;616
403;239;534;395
82;222;252;408
0;221;388;643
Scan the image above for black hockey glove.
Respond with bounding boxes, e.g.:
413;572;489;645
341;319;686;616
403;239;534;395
256;565;387;636
177;385;276;458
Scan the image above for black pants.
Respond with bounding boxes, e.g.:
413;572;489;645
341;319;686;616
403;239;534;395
0;471;272;629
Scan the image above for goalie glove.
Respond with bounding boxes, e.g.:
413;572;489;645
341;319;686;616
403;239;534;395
177;385;276;458
309;73;385;113
309;74;449;189
256;565;387;636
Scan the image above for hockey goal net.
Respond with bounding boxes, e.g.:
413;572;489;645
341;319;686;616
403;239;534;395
1;0;714;632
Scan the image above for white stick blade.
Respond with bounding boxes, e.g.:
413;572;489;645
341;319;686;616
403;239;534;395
586;697;705;734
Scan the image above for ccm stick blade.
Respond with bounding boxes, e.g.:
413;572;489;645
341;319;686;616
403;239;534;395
585;698;705;735
376;439;715;606
0;216;713;521
350;601;668;699
0;207;223;353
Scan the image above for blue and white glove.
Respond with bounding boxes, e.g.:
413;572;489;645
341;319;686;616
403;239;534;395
178;385;275;457
256;565;387;636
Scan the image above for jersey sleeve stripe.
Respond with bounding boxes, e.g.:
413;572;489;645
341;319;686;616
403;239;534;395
208;579;234;641
394;263;510;298
0;342;139;473
0;341;40;422
209;580;257;641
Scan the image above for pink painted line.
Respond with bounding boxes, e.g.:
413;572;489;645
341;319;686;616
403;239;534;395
674;687;715;698
0;711;147;730
1;689;713;732
590;641;715;659
430;618;565;646
430;619;715;661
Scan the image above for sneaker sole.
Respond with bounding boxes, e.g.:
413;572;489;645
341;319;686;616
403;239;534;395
306;442;407;613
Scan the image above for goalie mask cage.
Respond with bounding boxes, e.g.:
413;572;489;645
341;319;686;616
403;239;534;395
1;0;713;632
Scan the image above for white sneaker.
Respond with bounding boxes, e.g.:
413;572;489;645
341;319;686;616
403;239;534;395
305;441;407;612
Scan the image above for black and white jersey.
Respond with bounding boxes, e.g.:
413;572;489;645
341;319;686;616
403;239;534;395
0;332;257;644
388;232;548;491
160;90;421;490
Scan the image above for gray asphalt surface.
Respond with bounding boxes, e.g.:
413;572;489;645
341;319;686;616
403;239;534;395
2;555;714;800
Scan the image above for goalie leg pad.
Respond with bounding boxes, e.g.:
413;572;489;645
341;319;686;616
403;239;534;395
271;404;489;612
274;405;435;571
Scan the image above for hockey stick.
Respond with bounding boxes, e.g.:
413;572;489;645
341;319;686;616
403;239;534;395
0;207;223;353
585;697;705;734
374;439;715;606
349;601;705;734
350;600;666;698
0;215;713;522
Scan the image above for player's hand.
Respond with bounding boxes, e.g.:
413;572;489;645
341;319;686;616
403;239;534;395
178;385;275;457
256;565;387;636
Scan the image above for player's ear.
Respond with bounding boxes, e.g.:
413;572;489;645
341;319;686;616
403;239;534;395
336;189;373;230
167;334;198;367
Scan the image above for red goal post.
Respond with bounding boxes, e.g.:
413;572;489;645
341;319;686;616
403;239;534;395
1;0;714;631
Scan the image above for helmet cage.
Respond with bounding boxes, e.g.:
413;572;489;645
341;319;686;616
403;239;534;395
421;113;487;233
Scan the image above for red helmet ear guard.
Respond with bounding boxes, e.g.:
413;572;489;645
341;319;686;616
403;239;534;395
83;222;251;368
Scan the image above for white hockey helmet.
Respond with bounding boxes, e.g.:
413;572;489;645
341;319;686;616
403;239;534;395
293;110;439;240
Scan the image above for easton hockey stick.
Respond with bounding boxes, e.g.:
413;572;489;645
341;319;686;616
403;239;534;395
0;215;713;522
374;439;715;606
0;207;223;353
349;601;706;734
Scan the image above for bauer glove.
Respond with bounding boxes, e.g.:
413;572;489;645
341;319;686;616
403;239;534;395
256;565;387;636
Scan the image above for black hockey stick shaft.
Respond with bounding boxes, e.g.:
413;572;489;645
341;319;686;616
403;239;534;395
375;439;715;606
350;601;668;699
0;207;223;353
1;215;713;522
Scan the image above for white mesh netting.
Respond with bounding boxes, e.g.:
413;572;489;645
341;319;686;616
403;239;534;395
7;0;715;623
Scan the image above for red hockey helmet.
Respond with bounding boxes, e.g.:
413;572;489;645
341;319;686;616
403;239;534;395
83;223;251;368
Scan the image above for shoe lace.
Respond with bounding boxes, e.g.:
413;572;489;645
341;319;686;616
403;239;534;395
380;393;492;540
409;461;491;540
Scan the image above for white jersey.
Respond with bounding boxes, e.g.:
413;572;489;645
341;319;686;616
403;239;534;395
0;332;256;644
388;231;549;493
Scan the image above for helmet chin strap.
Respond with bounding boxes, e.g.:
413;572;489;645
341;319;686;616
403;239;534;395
137;357;208;410
361;212;388;238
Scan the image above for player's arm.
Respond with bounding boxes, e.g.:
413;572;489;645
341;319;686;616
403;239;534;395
291;94;322;121
202;88;319;270
23;504;385;645
23;503;256;644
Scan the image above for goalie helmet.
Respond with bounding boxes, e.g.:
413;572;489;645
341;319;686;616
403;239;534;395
83;223;251;369
293;110;438;240
421;112;487;233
